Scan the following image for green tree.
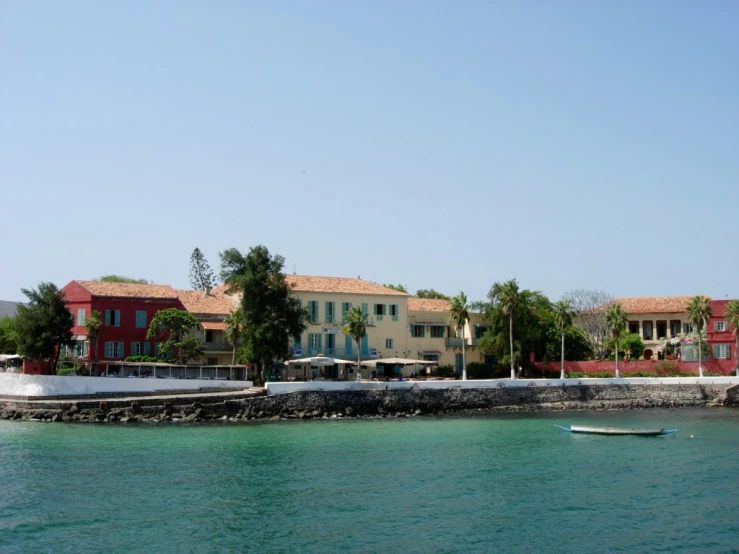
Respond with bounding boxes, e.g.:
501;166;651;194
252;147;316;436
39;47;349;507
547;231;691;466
724;300;739;376
552;300;575;379
450;292;470;380
343;306;368;369
84;310;103;375
189;247;216;291
224;309;245;365
415;289;450;300
97;275;150;284
0;317;18;354
13;283;74;373
383;283;408;293
492;280;520;379
686;295;712;378
146;308;204;364
605;303;628;378
618;333;645;361
219;245;308;383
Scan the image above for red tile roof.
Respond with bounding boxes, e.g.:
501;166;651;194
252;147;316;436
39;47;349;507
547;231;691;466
215;275;408;297
75;280;178;299
200;321;226;331
408;298;451;312
176;290;236;315
612;296;699;314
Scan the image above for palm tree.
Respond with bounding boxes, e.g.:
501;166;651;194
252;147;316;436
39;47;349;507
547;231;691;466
343;307;367;376
605;303;628;378
686;296;712;378
224;309;245;366
84;310;103;376
493;280;519;379
724;300;739;377
450;292;470;380
552;300;575;379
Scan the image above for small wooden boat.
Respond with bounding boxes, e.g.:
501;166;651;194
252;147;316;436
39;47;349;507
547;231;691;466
556;425;677;436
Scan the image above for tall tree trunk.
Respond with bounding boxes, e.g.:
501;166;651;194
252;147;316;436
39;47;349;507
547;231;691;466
560;333;565;379
698;330;703;378
735;335;738;377
356;338;361;379
615;338;620;378
509;315;515;379
461;326;467;381
231;344;236;366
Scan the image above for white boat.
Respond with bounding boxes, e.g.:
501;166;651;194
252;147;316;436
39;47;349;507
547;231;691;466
556;425;677;436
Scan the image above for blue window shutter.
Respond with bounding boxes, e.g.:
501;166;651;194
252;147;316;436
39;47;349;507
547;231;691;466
105;310;110;326
115;310;121;326
83;342;88;358
361;303;368;317
325;302;329;323
361;335;368;351
104;341;110;357
317;334;322;352
345;334;352;352
713;344;719;358
144;342;150;356
118;342;125;358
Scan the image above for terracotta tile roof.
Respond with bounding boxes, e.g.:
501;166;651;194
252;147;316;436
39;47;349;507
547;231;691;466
611;296;699;314
75;280;178;299
176;290;236;315
286;275;408;296
214;276;408;297
408;298;451;312
200;321;226;331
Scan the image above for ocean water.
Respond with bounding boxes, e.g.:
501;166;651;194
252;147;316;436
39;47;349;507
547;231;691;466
0;409;737;554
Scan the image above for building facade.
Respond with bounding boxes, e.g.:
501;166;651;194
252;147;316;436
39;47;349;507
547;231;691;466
62;280;184;365
706;300;736;364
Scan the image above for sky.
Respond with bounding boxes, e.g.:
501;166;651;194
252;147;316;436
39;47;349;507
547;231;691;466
1;0;737;304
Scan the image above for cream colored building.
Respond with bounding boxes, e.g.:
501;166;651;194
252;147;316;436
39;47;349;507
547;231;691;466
177;289;238;366
613;296;693;359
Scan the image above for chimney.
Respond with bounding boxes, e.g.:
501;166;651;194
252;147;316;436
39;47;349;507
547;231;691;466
205;286;212;296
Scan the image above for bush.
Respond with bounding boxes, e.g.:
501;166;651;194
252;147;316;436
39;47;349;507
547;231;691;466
565;371;613;378
56;366;84;376
466;362;495;379
125;356;168;363
433;365;456;378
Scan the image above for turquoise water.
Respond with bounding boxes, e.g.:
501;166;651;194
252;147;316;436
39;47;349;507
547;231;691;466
0;409;737;553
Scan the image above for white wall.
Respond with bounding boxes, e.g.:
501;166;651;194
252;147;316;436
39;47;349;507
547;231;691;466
0;374;252;397
265;376;739;395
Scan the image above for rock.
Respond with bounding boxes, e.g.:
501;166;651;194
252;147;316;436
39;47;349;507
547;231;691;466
269;415;281;421
345;407;355;416
52;414;62;422
220;415;228;420
120;417;130;423
414;409;422;415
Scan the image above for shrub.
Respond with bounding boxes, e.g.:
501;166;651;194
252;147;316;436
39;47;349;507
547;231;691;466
466;362;495;379
125;356;168;363
433;365;456;378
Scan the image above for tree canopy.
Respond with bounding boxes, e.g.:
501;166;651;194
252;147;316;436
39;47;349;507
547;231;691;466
97;275;150;284
13;283;74;372
0;317;18;354
146;308;204;364
724;300;739;373
189;247;216;291
415;289;450;300
219;245;307;382
686;295;712;376
382;283;408;293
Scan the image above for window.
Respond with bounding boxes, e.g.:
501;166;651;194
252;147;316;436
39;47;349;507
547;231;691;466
389;304;398;321
475;326;487;339
205;330;214;343
628;321;639;335
385;338;393;349
422;353;440;362
135;311;147;328
105;310;121;327
411;324;425;338
715;321;727;332
308;333;321;353
104;341;125;358
74;341;88;358
713;344;730;359
670;320;681;337
308;301;319;323
430;326;444;338
642;322;653;340
683;322;694;334
325;334;336;355
374;304;385;321
656;321;667;340
325;302;336;324
130;342;151;356
342;302;352;323
77;308;86;326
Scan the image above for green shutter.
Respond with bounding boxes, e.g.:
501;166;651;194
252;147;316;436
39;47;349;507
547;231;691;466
361;303;368;317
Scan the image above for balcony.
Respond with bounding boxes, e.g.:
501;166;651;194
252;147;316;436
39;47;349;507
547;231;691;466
203;341;231;352
445;337;476;348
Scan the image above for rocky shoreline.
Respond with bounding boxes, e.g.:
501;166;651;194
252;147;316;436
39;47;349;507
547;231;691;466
1;383;737;424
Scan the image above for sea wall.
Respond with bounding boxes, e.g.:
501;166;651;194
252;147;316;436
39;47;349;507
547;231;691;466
0;373;252;398
0;383;733;423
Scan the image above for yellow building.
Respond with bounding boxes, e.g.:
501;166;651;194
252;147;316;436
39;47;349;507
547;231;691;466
612;296;693;359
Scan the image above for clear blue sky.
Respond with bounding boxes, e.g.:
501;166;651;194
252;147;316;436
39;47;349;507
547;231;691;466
1;0;737;304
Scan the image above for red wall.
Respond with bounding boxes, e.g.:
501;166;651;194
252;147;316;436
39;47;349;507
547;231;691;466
707;300;737;359
23;359;52;375
535;359;736;376
62;282;183;362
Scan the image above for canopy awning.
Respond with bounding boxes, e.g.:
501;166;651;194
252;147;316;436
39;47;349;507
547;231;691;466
363;357;437;367
201;321;226;331
411;322;448;326
418;350;442;355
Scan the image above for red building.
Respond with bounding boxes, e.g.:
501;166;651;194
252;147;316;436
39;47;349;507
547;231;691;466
707;300;737;367
62;281;183;366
